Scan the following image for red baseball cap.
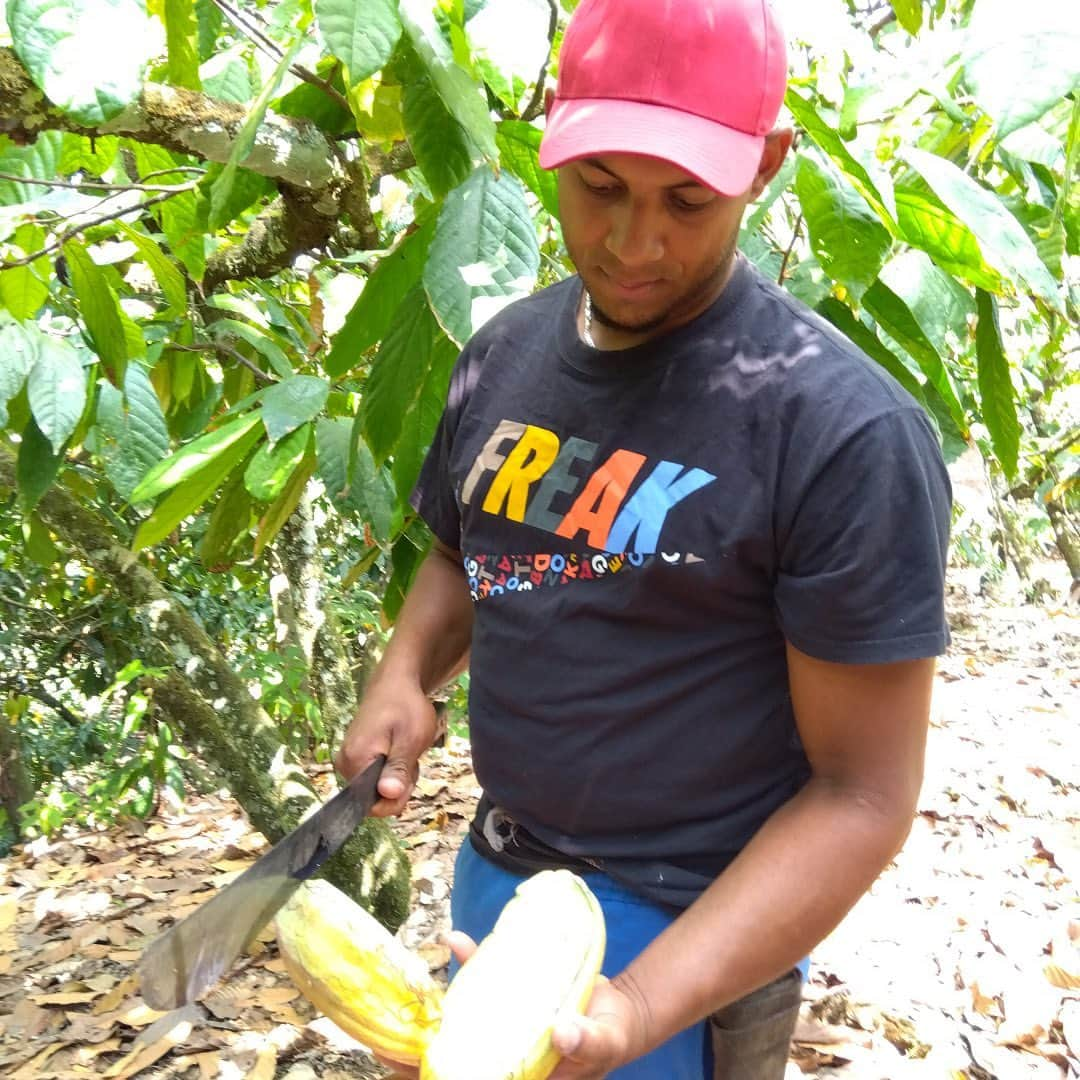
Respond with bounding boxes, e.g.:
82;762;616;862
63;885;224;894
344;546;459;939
538;0;788;196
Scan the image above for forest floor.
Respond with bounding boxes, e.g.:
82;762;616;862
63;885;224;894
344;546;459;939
0;573;1077;1079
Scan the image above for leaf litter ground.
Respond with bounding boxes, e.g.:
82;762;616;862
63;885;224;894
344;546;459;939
0;583;1076;1079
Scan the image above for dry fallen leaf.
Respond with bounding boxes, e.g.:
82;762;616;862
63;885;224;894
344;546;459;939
1043;964;1080;990
103;1016;193;1078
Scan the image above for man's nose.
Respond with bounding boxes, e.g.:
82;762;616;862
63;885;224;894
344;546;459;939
604;203;664;267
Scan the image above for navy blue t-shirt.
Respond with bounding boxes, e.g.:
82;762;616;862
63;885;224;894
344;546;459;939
411;255;952;909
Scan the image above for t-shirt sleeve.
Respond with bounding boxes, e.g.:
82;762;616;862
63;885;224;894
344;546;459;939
774;407;952;664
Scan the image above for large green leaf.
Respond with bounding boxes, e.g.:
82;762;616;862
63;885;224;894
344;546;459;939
496;120;559;217
877;250;974;356
795;155;892;300
974;289;1020;478
894;188;1004;292
887;0;922;35
862;281;967;433
316;417;395;540
962;15;1080;139
902;148;1062;310
0;320;39;427
95;363;170;499
0;133;63;206
130;144;208;279
260;375;329;443
324;216;438;377
208;37;302;231
316;0;401;82
212;318;293;379
402;71;477;198
399;0;498;164
132;422;262;550
17;415;64;510
200;471;252;569
65;241;130;384
58;133;120;176
423;167;540;345
116;223;188;315
200;46;252;103
165;0;201;90
0;223;49;318
361;288;459;469
252;447;316;559
27;335;87;453
244;423;310;500
130;411;262;502
784;90;895;231
7;0;158;124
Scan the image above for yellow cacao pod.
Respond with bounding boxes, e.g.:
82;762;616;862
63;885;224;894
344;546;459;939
421;868;606;1080
274;879;443;1066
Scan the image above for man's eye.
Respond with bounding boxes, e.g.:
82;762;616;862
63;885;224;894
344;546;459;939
671;197;710;213
582;179;617;196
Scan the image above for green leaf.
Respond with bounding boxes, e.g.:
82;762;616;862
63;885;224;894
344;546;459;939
200;470;252;569
316;0;401;82
211;318;293;378
130;144;208;279
276;57;350;131
27;336;87;453
894;188;1004;292
165;0;201;90
0;223;49;318
877;249;974;356
887;0;922;35
0;133;63;205
253;447;316;559
862;280;967;433
23;512;60;567
200;46;252;103
58;133;120;175
208;36;302;231
902;148;1062;310
116;223;188;315
260;375;329;443
402;71;477;198
361;288;459;468
962;18;1080;139
496;120;559;217
0;320;38;427
130;411;262;502
17;415;63;509
784;90;895;230
65;241;129;384
324;216;438;376
316;416;394;539
96;363;170;498
974;289;1020;478
244;423;310;500
384;522;429;622
794;155;892;300
132;421;262;550
423;167;540;345
198;164;273;230
7;0;158;124
400;0;498;164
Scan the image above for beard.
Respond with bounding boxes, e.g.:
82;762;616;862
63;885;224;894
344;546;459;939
587;233;739;337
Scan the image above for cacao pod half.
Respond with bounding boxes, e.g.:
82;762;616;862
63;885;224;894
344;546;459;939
421;868;606;1080
275;879;443;1065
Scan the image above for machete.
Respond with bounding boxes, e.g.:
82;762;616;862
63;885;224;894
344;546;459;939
137;755;386;1011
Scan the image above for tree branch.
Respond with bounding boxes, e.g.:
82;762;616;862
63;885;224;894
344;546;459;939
520;0;559;122
172;342;276;385
0;171;205;193
0;184;199;269
778;210;804;286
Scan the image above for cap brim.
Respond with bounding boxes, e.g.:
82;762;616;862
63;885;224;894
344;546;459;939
538;98;765;197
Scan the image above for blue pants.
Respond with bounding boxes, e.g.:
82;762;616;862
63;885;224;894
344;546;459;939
450;837;804;1079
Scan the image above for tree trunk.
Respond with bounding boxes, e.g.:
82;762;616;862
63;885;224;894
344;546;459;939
0;448;410;927
275;487;357;752
0;714;33;842
1029;402;1080;586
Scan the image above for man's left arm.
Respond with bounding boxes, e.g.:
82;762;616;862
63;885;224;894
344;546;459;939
550;645;935;1077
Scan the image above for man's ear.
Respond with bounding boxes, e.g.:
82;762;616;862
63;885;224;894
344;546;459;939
749;128;794;198
544;87;556;115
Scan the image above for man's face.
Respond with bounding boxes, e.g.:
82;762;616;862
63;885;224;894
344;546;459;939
556;154;754;339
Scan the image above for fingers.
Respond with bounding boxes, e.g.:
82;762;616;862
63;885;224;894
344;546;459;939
445;930;478;967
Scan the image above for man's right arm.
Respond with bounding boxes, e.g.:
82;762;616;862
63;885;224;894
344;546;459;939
334;537;473;815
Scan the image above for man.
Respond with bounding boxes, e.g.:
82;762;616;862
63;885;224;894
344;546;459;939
337;0;952;1076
